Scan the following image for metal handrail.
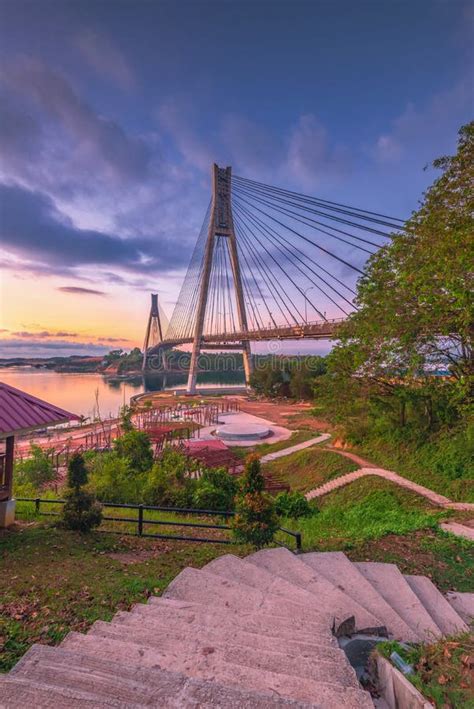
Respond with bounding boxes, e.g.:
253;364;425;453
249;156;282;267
16;497;302;551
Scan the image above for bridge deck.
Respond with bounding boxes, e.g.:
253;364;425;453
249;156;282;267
149;319;343;353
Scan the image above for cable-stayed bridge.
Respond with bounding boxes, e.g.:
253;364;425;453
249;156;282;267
144;165;404;393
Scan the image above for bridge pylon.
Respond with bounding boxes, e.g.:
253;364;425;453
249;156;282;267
187;164;252;394
142;293;165;372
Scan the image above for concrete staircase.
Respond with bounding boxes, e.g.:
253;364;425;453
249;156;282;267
1;549;471;708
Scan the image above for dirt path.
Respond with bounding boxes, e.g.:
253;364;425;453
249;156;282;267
323;447;378;468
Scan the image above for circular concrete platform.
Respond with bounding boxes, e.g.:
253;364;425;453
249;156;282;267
215;422;270;441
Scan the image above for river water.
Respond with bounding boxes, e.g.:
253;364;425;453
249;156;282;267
0;368;245;419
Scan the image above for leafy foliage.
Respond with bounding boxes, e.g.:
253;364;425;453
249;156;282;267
192;467;238;511
313;122;473;495
232;455;279;548
250;356;327;399
88;451;146;504
67;453;88;489
61;454;102;533
143;449;197;507
274;491;314;518
113;429;153;473
15;444;55;488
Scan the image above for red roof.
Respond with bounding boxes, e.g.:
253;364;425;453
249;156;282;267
0;381;80;438
183;439;229;451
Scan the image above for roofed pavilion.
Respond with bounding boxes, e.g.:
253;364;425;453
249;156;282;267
0;381;79;527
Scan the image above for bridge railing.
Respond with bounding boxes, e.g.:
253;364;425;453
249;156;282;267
159;317;345;348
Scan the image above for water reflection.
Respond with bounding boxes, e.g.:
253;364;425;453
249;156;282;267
0;367;245;419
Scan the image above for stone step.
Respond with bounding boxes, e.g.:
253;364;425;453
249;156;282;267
87;620;360;687
404;575;468;636
163;566;333;626
0;674;134;708
203;554;336;610
111;611;340;656
300;552;418;641
10;644;312;708
445;592;474;625
61;631;374;708
131;599;335;644
354;562;442;642
247;547;384;634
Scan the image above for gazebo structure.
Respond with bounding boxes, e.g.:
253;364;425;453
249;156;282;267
0;381;80;527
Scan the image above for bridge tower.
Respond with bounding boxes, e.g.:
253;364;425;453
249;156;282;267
187;164;252;394
142;293;165;371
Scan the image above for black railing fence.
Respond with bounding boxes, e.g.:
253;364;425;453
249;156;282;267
16;497;302;552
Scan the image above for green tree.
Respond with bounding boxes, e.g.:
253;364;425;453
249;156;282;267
232;455;279;548
193;468;238;511
61;454;102;533
88;451;146;503
15;444;55;488
113;429;153;473
321;122;474;434
143;449;197;507
120;405;134;432
250;362;290;397
67;453;88;489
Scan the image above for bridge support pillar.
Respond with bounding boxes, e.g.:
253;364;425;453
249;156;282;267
143;293;165;372
187;164;252;395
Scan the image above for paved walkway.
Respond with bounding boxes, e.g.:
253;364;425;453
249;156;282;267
305;465;474;513
261;433;331;463
440;522;474;541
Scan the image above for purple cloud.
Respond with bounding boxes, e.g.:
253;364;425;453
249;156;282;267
58;286;107;296
0;183;185;275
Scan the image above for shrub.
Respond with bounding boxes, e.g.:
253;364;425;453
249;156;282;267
67;453;88;489
232;455;279;548
275;491;314;519
113;429;153;473
143;449;197;507
88;451;145;504
15;444;55;488
120;405;134;432
193;468;238;511
61;489;103;532
61;454;102;533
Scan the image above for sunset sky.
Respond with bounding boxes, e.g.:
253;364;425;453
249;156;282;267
0;0;472;357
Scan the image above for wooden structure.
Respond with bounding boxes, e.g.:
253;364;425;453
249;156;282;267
0;382;79;526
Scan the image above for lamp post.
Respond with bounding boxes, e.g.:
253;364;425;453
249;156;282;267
304;286;314;323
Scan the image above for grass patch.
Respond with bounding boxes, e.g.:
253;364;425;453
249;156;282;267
14;499;234;542
264;446;358;493
377;634;474;708
352;427;474;502
281;477;445;549
347;528;474;593
229;429;317;460
0;522;245;672
278;477;472;590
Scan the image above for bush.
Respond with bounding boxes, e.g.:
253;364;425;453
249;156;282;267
193;468;238;511
61;489;103;532
67;453;88;489
232;455;279;548
113;429;153;473
61;454;102;533
143;449;197;507
275;491;314;519
15;444;55;488
88;451;145;504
